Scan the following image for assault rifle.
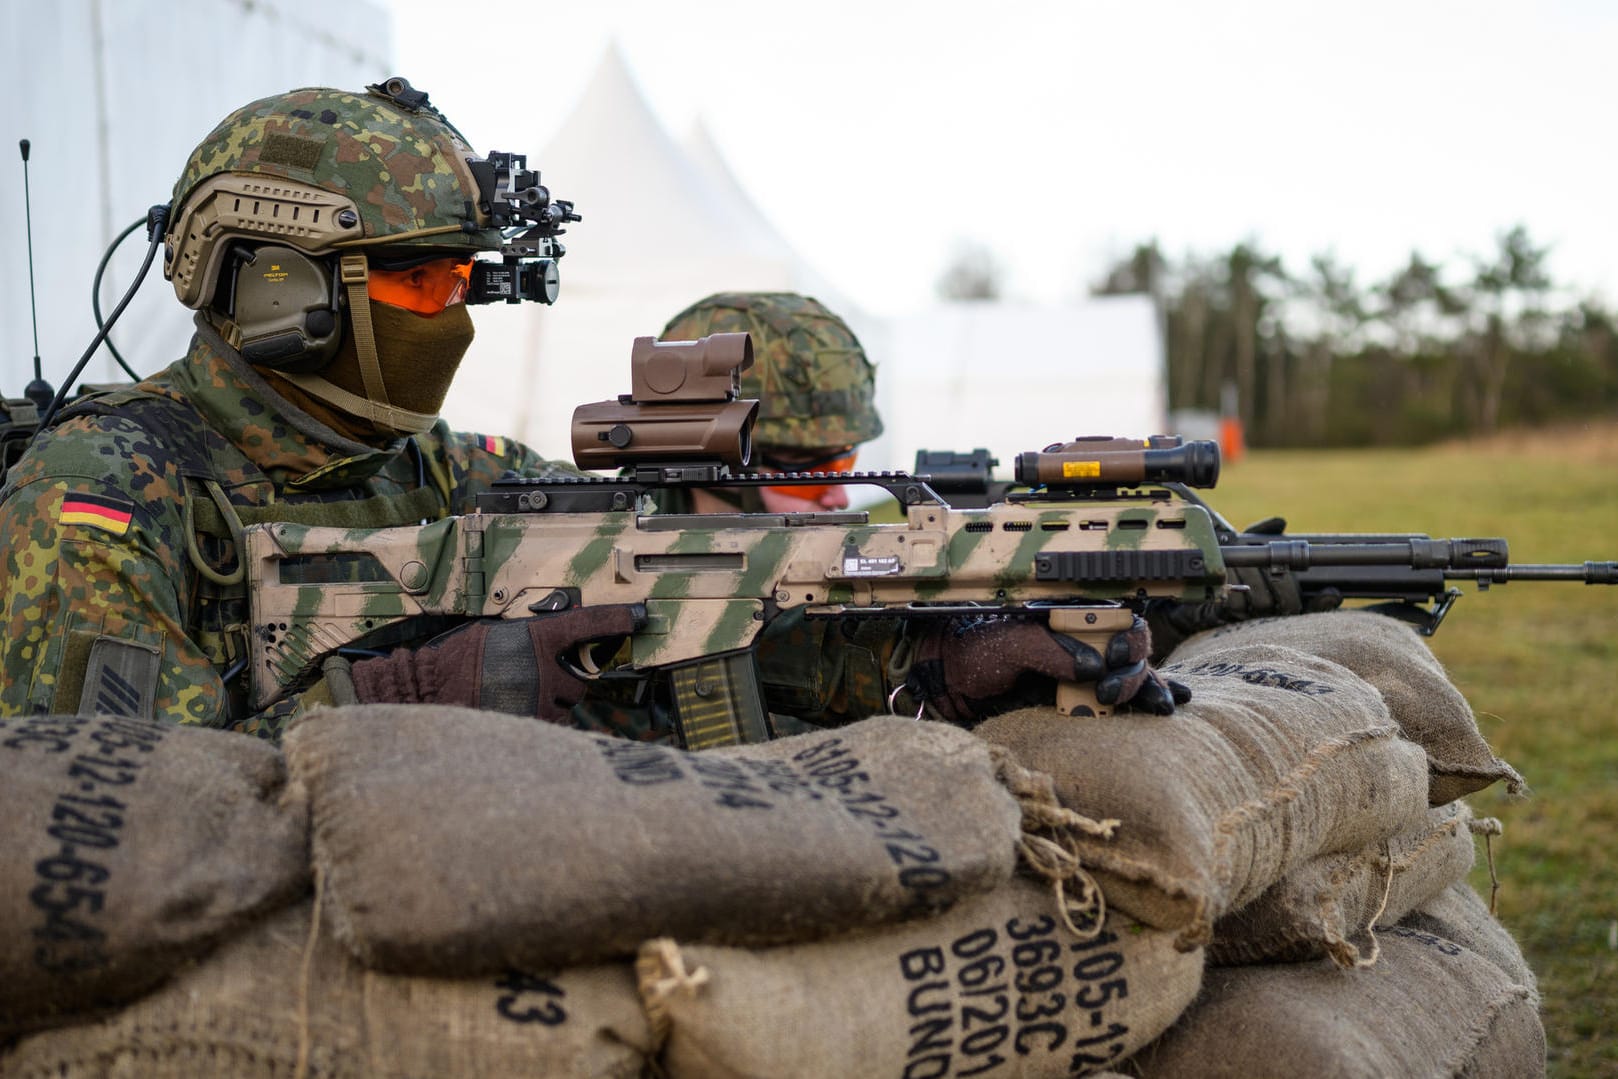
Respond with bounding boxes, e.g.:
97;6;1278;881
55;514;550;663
242;332;1616;748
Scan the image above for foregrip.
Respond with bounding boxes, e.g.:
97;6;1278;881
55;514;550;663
1048;606;1141;719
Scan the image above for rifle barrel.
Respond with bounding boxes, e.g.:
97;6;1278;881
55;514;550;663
1458;562;1618;584
1221;537;1510;571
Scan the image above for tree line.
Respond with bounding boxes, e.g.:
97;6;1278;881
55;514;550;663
1090;228;1618;447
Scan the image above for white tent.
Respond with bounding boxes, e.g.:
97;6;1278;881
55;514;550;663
876;296;1167;479
440;44;1165;481
441;43;870;462
1;0;392;398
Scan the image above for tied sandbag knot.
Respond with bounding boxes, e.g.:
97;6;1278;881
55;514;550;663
991;746;1120;839
992;747;1118;940
1470;816;1505;913
1324;807;1472;970
636;938;710;1049
1018;831;1109;940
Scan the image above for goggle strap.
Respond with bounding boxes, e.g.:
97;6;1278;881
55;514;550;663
339;254;392;409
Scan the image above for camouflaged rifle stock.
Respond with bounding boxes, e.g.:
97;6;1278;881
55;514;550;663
241;435;1229;747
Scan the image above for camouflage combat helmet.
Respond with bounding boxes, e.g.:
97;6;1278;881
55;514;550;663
660;292;882;449
164;77;502;311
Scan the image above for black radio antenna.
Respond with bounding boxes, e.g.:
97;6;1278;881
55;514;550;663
18;140;53;412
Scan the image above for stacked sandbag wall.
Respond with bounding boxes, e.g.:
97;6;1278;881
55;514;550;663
1;611;1544;1077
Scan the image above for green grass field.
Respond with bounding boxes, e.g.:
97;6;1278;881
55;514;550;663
1209;422;1618;1077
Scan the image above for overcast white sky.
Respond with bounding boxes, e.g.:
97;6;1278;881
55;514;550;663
382;2;1614;316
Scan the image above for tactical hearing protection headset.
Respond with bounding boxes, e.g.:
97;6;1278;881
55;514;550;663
217;242;344;370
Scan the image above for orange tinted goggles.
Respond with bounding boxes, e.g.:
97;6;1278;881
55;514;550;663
757;450;858;501
367;257;473;315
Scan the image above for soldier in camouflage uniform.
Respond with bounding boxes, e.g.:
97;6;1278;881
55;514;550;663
659;292;882;514
0;79;633;738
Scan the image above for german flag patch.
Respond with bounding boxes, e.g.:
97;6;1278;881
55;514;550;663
479;435;507;456
59;491;136;537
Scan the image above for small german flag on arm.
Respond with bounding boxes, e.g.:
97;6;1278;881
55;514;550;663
59;491;136;537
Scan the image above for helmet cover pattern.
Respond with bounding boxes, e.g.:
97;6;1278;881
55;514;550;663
172;83;500;264
659;292;882;449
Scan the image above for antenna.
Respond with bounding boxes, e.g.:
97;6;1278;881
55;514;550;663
18;139;53;412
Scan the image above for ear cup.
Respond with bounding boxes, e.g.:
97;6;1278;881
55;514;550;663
224;244;343;370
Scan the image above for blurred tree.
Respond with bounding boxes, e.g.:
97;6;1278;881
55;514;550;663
1085;226;1609;447
1216;243;1287;440
1092;240;1170;300
1288;252;1367;443
1464;225;1552;430
935;240;1005;301
1376;251;1465;355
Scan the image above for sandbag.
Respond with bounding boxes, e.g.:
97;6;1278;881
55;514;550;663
1166;609;1525;803
638;876;1204;1079
0;900;654;1078
977;644;1430;947
284;707;1027;975
0;712;309;1039
1210;800;1481;968
1131;930;1545;1078
1398;881;1539;1005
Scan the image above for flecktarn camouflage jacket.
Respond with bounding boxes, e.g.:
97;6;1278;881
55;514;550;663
0;324;560;739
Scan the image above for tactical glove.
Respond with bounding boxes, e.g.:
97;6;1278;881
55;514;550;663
1144;515;1344;661
904;615;1190;727
348;606;644;722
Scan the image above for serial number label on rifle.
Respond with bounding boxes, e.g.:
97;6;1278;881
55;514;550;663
899;916;1135;1077
0;712;165;975
841;544;904;577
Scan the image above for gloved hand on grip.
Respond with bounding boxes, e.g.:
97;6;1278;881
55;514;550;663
348;605;645;722
1145;516;1344;661
903;614;1190;727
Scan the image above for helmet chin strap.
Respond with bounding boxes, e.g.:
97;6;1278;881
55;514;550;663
275;254;438;436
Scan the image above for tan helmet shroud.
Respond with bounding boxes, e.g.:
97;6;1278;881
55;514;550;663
165;173;475;435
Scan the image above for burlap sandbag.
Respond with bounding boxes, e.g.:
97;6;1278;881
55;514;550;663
977;644;1430;948
0;899;654;1078
1131;930;1545;1078
1399;881;1540;1005
638;875;1204;1079
284;707;1028;974
1167;609;1525;804
1210;800;1482;968
0;712;309;1039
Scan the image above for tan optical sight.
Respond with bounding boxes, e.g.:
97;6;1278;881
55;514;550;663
572;332;760;470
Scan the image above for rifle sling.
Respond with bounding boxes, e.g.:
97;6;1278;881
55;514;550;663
188;483;445;535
